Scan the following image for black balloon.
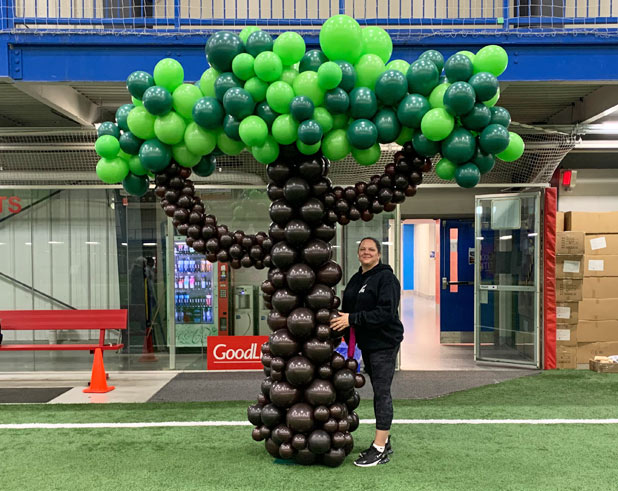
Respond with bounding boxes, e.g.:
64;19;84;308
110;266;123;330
265;438;280;458
269;329;300;358
313;223;336;242
267;311;287;331
333;369;356;392
269;199;294;225
305;284;334;310
295;447;317;465
304;379;336;406
287;308;315;340
261;403;284;428
316;261;342;286
283;176;311;206
286;402;315;433
298;158;323;183
271;424;293;445
271;241;298;269
300;198;325;224
269;381;301;408
284;219;312;246
291;433;307;450
285;355;315;387
286;263;316;294
267;161;291;185
271;288;300;316
247;404;263;426
307;429;331;455
302;239;331;268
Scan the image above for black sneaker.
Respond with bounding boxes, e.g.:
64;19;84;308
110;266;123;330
359;437;393;458
354;445;389;467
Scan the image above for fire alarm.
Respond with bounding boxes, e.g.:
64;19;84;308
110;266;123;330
560;170;577;190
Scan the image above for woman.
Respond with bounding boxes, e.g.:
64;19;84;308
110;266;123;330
330;237;404;467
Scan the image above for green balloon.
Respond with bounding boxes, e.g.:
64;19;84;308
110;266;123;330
95;135;120;159
153;58;184;92
332;113;348;130
490;106;511;127
352;144;381;166
396;126;414;145
272;114;299;145
375;70;408;106
483;87;500;107
336;61;357;92
223;87;255;120
172;84;203;119
232;53;256;81
254;51;283;82
217;130;245;156
184;122;217;155
469;72;499;102
322;129;351;161
474;45;508;76
252;135;280;165
461;103;492;131
497;132;524;162
442;128;476;164
97;121;120;139
444;53;474;82
297;119;323;145
193;154;217;177
290;96;315;122
132;97;143;107
455;163;481;188
273;32;306;66
256;102;278;128
413;131;441;157
246;30;274;57
421;108;455;141
386;59;410;75
142;86;173;116
419;50;445;73
96;157;129;184
120;131;143;155
318;62;343;90
319;15;363;64
239;26;261;44
115;104;135;132
428;82;451;109
128;154;148;175
117;149;132;161
349;87;378;119
126;71;154;99
205;31;244;73
479;123;510;154
435;158;457;180
457;50;476;63
199;68;220;97
347;119;378;150
300;49;328;73
297;140;321;155
406;59;439;96
360;27;393;64
214;72;242;102
314;107;334;134
122;172;150;196
266;81;295;114
223;114;241;140
397;94;430;129
139;138;172;172
324;88;350;114
280;67;299;86
154;111;186;145
239;115;268;147
355;54;386;91
293;71;325;106
444;82;476;116
244;76;269;102
374;108;401;144
193;97;224;129
473;147;496;174
127;106;156;140
173;142;201;168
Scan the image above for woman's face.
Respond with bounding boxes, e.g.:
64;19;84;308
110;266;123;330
358;239;380;269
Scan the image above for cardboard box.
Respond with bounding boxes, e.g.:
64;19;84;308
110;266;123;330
556;232;585;255
556;211;565;233
577;320;618;343
556;255;584;279
556;325;577;346
577;341;618;364
556;345;577;369
565;211;618;234
556;301;579;325
578;298;618;321
585;234;618;255
583;255;618;277
589;359;618;373
556;279;583;302
582;277;618;298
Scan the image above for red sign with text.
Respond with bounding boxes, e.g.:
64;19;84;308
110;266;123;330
207;335;269;370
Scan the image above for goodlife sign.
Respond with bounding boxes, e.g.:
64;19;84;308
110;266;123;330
206;335;269;370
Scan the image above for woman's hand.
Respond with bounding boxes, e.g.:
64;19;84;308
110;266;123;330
330;312;350;331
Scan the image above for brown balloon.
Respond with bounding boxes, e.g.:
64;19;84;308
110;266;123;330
285;355;315;387
303;338;333;365
271;242;298;270
264;438;280;458
354;373;366;388
323;418;338;433
286;402;315;433
269;381;301;408
269;329;300;359
267;311;287;331
286;263;316;294
305;284;334;310
302;239;331;268
291;433;307;450
287;308;315;340
272;424;293;445
271;288;300;316
307;429;331;455
304;378;336;406
261;403;284;428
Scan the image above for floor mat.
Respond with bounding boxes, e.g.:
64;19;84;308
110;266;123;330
0;387;72;403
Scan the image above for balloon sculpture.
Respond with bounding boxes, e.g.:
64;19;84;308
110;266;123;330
93;15;525;466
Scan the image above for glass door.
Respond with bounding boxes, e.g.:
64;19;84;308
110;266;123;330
474;192;541;368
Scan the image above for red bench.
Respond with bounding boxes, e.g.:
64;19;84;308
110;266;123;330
0;309;127;393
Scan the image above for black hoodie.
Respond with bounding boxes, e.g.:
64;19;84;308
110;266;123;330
341;262;404;352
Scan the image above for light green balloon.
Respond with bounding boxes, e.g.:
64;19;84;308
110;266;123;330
280;67;299;85
273;32;306;66
435;158;457;180
96;157;129;184
117;149;132;161
239;115;268;147
239;26;261;44
172;84;203;119
95;135;120;159
360;27;393;64
252;135;280;164
132;96;143;107
217;130;245;155
297;140;321;155
396;126;414;145
497;131;525;162
172;142;201;168
154;111;186;145
386;59;410;75
266;81;295;114
153;58;184;92
319;14;363;65
354;54;386;91
254;51;283;82
322;129;351;161
272;114;299;145
200;68;220;97
314;107;334;134
332;113;348;130
244;77;269;102
483;87;501;107
232;53;256;81
317;62;343;90
128;154;148;176
184;122;217;156
126;106;156;140
292;71;325;106
421;108;455;141
429;83;451;109
457;50;476;63
352;144;381;166
474;45;508;76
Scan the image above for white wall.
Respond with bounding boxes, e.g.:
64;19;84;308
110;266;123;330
413;223;437;297
558;169;618;212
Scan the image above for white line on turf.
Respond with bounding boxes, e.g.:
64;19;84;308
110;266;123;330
3;419;618;430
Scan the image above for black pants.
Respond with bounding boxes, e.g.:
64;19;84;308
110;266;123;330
362;346;399;431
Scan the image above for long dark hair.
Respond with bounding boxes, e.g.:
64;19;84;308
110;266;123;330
358;237;381;254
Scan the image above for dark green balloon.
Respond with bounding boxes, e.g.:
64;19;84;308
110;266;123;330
349;87;378;119
119;131;143;155
245;30;274;56
472;147;496;174
115;104;135;132
397;94;430;129
374;108;401;144
256;102;278;128
126;71;154;99
419;49;445;73
300;50;328;72
375;70;408;106
479;124;510;154
97;121;120;139
205;31;244;73
324;88;350;114
347;119;378;149
193;97;224;129
406;59;439;96
222;87;255;120
444;54;473;82
490;106;511;127
444;82;476;116
455;163;481;188
336;61;356;92
214;72;242;102
138;138;172;172
290;96;315;122
469;72;499;102
412;131;440;157
460;103;492;131
142;86;173;116
441;128;476;164
193;154;217;177
223;114;241;140
122;172;150;197
297;119;323;145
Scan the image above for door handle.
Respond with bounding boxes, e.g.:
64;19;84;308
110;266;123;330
442;277;474;290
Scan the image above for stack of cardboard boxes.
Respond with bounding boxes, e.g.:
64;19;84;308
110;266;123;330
555;211;618;368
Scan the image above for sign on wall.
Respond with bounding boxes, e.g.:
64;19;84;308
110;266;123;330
0;196;21;213
206;335;269;370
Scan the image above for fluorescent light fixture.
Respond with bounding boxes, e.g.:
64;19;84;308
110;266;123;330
475;206;483;215
0;242;5;246
25;242;32;246
121;242;128;246
143;242;157;246
528;233;538;237
382;241;392;245
476;237;484;240
48;241;64;245
499;235;513;240
85;241;100;245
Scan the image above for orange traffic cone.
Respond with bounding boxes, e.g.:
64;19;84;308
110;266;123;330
83;348;115;393
139;327;158;363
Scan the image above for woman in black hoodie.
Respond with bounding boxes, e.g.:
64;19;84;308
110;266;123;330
331;237;403;467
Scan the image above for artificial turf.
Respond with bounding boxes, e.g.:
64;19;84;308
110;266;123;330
1;371;618;491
